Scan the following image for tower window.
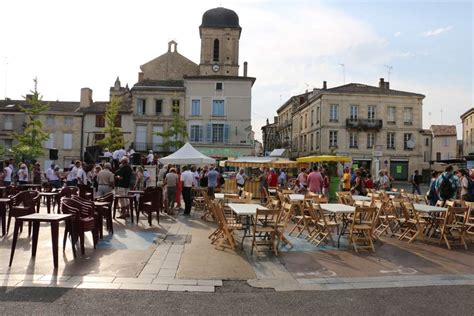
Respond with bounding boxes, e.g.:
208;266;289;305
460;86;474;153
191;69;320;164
213;39;219;62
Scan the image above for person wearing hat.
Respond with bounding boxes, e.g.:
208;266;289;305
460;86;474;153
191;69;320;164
97;163;115;196
147;150;154;165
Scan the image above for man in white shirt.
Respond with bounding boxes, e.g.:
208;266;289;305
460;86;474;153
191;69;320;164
147;150;154;165
103;148;113;158
3;161;13;186
67;161;81;186
236;168;245;196
192;166;199;187
181;166;194;215
116;147;126;161
76;162;88;185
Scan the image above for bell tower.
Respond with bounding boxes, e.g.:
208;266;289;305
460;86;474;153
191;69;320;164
199;7;241;76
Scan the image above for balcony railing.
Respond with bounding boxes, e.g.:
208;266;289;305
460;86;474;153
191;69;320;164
346;119;383;130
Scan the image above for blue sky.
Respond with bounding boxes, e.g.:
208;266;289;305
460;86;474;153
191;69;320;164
0;0;472;140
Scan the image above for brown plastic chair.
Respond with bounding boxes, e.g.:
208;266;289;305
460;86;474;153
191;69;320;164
138;187;162;226
62;197;98;255
56;186;79;213
78;184;94;201
7;190;40;235
95;192;114;234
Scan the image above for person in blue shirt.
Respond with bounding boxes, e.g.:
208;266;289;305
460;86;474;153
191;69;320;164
207;166;219;198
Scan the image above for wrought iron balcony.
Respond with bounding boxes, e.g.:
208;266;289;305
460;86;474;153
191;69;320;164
346;119;383;130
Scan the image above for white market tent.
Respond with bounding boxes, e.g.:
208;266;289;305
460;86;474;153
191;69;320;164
159;143;215;165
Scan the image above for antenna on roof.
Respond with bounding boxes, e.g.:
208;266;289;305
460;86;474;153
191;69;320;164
339;63;345;84
384;65;393;82
440;109;443;124
3;57;8;99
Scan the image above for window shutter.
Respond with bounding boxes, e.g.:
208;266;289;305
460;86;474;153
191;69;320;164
199;126;204;142
206;124;212;142
224;124;229;143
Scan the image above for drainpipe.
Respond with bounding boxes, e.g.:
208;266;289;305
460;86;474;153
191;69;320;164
80;114;84;161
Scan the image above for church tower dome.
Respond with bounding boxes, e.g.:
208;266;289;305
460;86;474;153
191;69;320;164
199;7;241;76
200;7;241;29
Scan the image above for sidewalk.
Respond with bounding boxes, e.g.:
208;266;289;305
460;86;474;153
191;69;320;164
1;202;473;292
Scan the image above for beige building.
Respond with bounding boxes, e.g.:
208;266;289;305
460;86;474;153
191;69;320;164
79;83;134;156
461;108;474;156
0;98;83;169
430;125;457;161
263;79;425;180
184;7;255;158
127;8;255;157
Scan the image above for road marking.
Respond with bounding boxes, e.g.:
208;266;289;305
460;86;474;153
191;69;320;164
295;269;337;277
380;266;417;275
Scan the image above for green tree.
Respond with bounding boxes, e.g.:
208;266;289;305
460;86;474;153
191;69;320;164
97;96;126;151
155;113;188;151
10;78;50;163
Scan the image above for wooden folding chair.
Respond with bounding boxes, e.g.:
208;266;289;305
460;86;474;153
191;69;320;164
275;202;294;248
209;201;242;250
399;201;427;243
307;203;337;247
439;206;469;250
251;208;280;256
464;201;474;243
288;198;312;237
374;200;398;237
348;206;377;252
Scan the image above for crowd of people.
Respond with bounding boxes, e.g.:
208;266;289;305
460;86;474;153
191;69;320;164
427;165;474;204
159;164;226;215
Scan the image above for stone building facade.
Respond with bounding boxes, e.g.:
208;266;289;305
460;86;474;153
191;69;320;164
430;125;457;161
461;108;474;156
0;99;83;169
262;79;426;180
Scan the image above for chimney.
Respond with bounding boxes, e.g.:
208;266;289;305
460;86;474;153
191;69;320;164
80;88;93;108
323;81;327;90
138;72;144;83
385;81;390;89
243;61;248;77
379;78;385;89
274;116;278;124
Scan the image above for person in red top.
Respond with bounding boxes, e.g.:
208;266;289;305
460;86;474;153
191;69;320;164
267;168;278;187
364;174;374;189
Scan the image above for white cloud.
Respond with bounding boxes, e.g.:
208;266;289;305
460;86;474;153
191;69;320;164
394;32;402;37
423;26;453;37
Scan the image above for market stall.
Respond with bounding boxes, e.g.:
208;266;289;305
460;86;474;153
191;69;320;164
296;155;352;201
224;157;309;198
